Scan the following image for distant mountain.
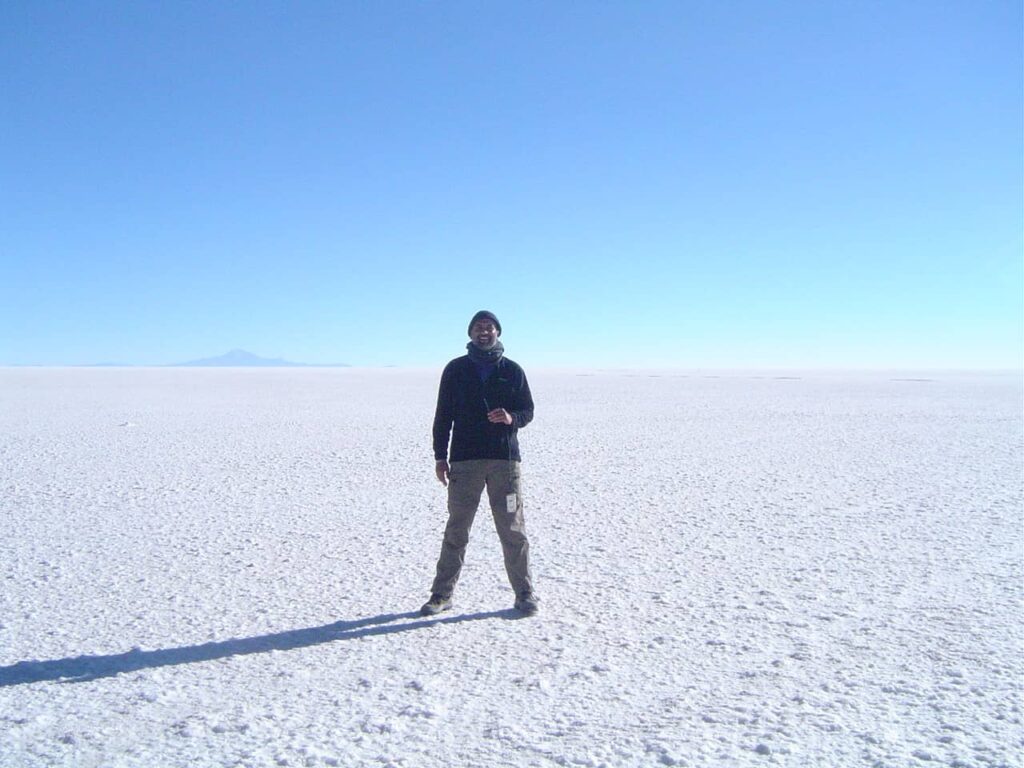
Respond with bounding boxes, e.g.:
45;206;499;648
171;349;348;367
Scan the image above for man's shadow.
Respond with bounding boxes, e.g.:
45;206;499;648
0;608;520;687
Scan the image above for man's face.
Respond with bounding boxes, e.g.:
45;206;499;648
470;320;499;349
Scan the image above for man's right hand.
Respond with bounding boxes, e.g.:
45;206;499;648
435;460;450;487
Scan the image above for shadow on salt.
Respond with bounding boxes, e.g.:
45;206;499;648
0;609;521;687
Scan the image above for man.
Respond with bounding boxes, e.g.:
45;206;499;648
421;310;539;617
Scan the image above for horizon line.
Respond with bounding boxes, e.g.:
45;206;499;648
1;364;1021;373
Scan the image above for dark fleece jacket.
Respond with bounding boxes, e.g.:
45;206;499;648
432;355;534;463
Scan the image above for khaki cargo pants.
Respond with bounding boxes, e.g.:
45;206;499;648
430;459;533;598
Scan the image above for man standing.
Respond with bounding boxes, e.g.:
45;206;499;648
421;310;539;617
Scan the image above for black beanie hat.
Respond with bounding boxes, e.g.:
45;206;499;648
468;310;501;336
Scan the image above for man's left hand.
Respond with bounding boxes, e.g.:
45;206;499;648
487;408;513;426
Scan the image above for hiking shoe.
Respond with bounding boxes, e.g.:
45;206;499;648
420;593;452;616
514;592;539;616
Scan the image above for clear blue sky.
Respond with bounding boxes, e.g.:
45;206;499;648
2;1;1021;368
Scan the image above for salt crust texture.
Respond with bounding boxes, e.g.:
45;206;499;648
0;368;1021;768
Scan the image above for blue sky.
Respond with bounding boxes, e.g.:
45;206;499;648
2;1;1021;368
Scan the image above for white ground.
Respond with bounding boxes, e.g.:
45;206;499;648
1;367;1021;768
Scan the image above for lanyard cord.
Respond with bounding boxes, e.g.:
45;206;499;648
483;392;516;495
